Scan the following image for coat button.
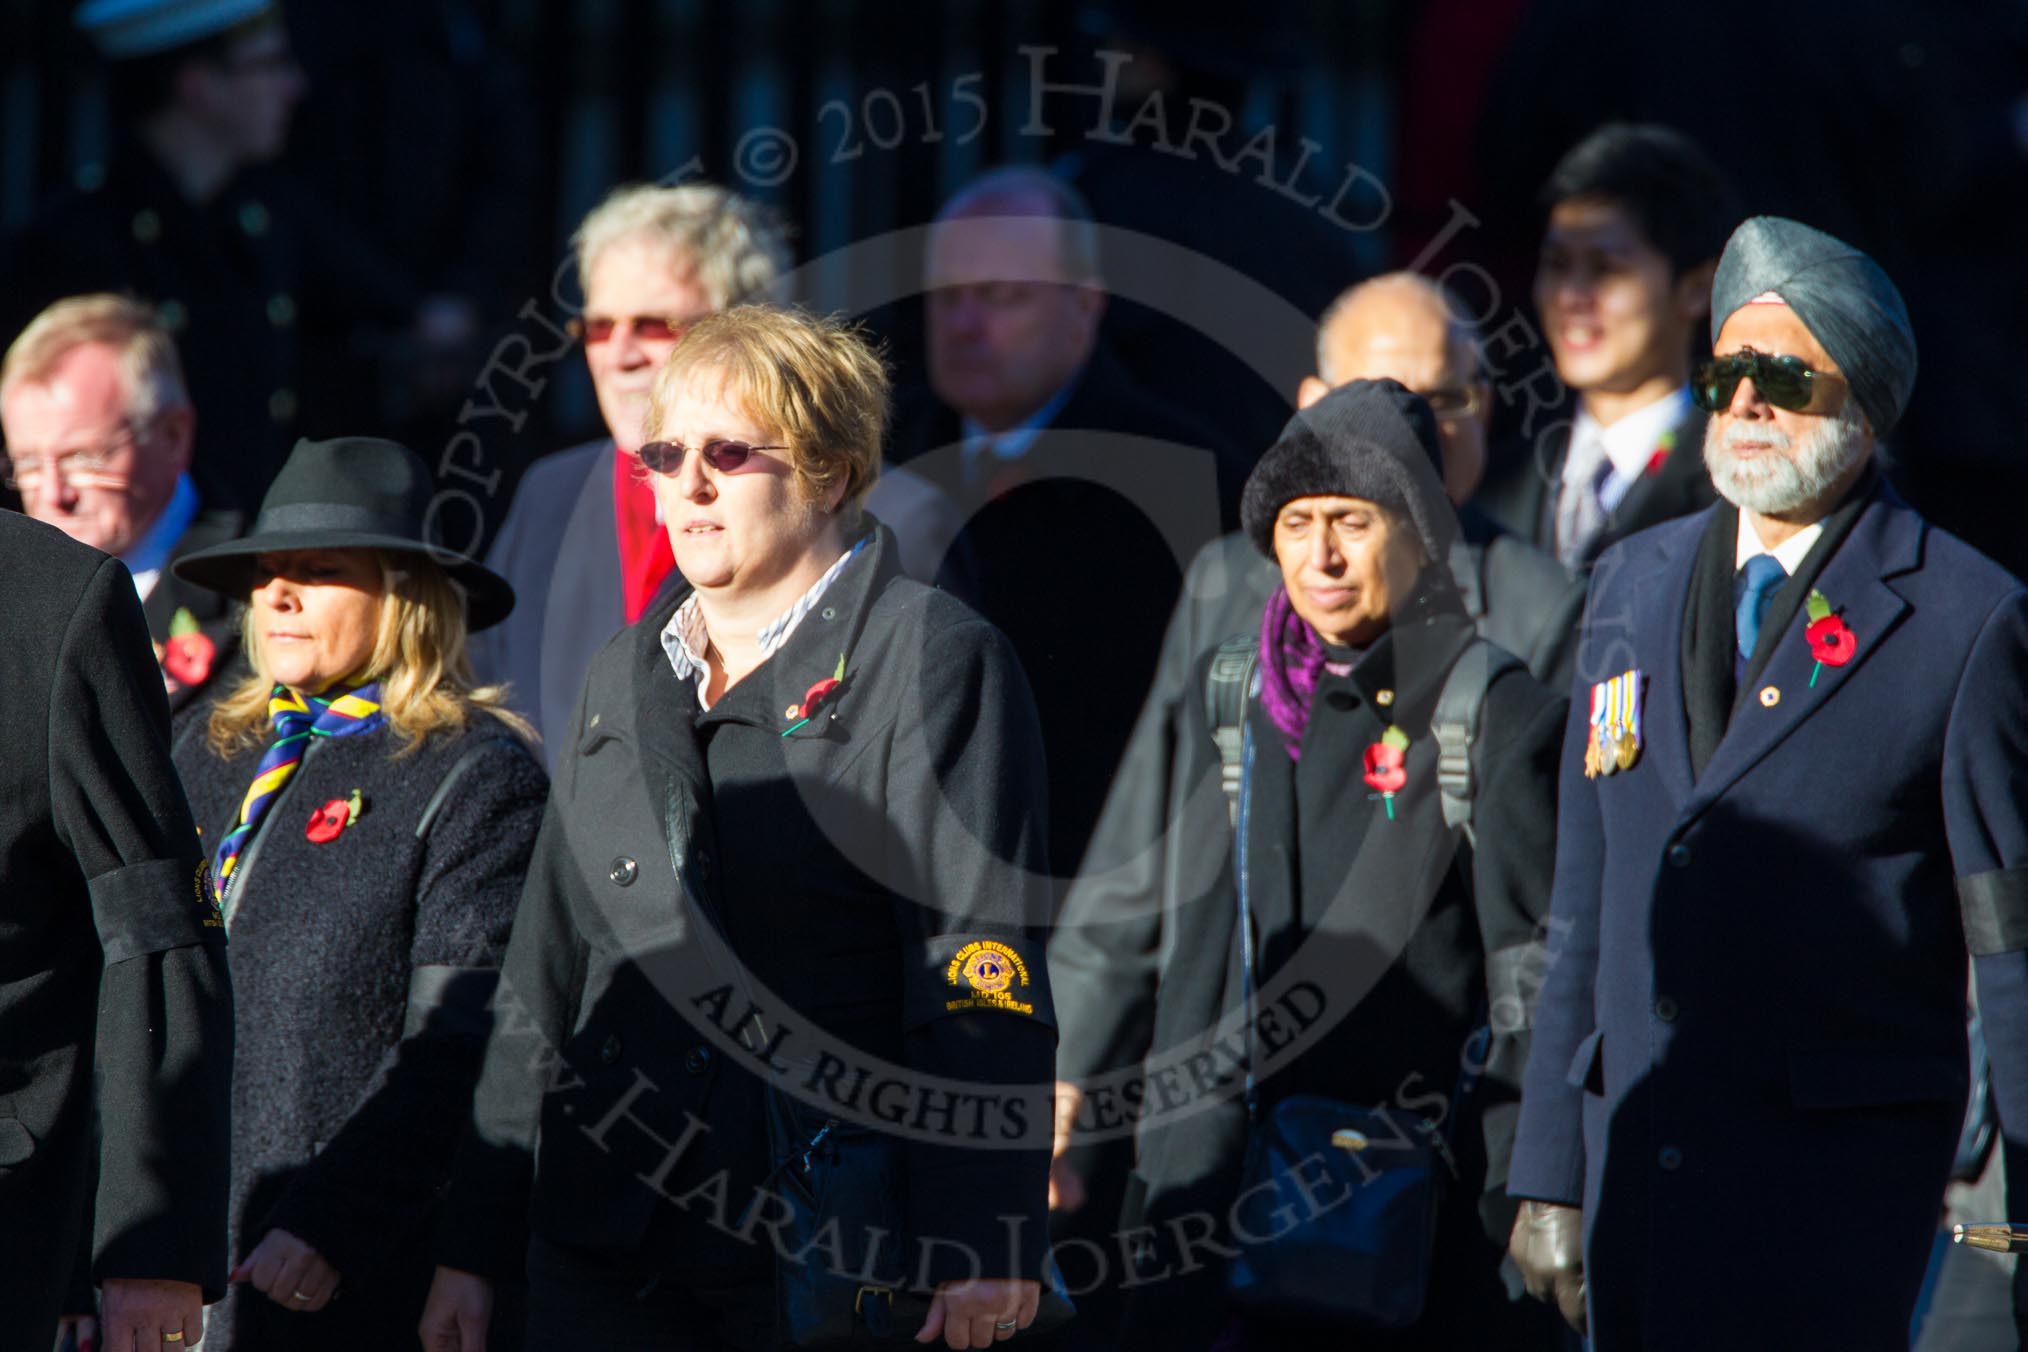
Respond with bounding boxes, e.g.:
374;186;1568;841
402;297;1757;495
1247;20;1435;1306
1658;1145;1683;1171
609;856;638;886
1654;996;1678;1023
1666;843;1692;869
685;1045;712;1075
599;1034;622;1065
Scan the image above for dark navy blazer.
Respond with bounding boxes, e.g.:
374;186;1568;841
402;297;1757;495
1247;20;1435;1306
1509;484;2028;1351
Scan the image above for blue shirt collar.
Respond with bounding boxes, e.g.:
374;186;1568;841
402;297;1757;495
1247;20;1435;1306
122;473;200;580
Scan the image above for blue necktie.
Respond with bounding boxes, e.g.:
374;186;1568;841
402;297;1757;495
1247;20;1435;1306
1735;553;1787;664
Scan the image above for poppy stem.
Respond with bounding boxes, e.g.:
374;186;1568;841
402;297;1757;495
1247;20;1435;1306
779;717;812;738
1809;662;1821;689
1385;794;1395;821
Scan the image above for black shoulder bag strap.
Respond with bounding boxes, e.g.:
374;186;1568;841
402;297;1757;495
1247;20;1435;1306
1429;638;1522;851
1206;633;1261;830
414;734;526;840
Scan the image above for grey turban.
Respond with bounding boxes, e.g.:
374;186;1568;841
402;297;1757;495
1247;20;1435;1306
1711;215;1916;438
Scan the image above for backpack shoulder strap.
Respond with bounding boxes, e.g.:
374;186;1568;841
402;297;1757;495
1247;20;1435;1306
1205;634;1260;829
1431;639;1524;847
415;734;526;840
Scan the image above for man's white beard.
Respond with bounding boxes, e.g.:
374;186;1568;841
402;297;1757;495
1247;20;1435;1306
1704;400;1869;515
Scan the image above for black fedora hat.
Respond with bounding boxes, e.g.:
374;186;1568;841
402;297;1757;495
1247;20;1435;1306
174;437;515;631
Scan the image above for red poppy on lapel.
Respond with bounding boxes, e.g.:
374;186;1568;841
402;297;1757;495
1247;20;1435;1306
1362;743;1406;794
783;653;849;733
306;789;365;843
795;676;841;720
162;631;216;686
1805;616;1857;665
1803;589;1857;687
1644;429;1676;477
159;607;215;688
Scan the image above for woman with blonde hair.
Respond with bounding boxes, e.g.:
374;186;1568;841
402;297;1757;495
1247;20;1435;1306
423;306;1059;1350
168;436;547;1349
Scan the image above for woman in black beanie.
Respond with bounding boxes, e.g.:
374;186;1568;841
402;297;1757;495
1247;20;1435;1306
1100;379;1570;1349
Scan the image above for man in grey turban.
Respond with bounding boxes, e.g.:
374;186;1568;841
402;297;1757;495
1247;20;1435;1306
1506;215;2028;1350
1708;214;1917;440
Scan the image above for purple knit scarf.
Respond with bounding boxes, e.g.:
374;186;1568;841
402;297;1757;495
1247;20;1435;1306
1257;584;1330;762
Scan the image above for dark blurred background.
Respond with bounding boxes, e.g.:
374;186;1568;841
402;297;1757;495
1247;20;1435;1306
5;0;2027;572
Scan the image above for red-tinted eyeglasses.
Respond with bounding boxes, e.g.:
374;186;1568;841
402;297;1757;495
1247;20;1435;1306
566;314;693;345
635;439;788;475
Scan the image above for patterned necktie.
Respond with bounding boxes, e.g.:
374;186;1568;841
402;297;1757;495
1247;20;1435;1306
1555;435;1615;569
1735;553;1788;663
211;683;387;903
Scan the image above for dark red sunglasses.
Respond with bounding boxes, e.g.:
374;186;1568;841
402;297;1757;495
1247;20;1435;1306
566;314;690;344
635;439;787;475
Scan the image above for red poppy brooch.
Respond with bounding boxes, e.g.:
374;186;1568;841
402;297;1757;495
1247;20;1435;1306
1803;589;1857;687
1362;725;1410;819
306;789;364;843
1644;429;1676;478
782;653;848;737
158;607;216;691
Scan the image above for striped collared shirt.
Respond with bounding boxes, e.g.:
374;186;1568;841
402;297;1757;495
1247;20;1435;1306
660;536;867;708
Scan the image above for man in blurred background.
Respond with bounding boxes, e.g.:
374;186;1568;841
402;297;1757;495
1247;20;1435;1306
2;0;425;516
1;293;243;716
1477;123;1737;572
895;165;1224;880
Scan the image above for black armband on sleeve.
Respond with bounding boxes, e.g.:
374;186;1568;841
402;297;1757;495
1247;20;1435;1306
92;857;223;965
903;933;1056;1032
403;964;502;1039
1961;867;2028;957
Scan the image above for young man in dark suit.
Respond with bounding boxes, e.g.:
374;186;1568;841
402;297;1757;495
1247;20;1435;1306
1477;124;1739;572
0;511;233;1349
1507;217;2028;1349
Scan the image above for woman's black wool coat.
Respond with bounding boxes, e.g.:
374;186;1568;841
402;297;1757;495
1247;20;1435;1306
173;710;547;1349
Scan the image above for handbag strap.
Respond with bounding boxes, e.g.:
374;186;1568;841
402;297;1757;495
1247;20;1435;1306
1236;717;1262;1125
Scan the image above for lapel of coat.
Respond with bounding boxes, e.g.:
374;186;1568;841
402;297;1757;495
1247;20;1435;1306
771;526;896;746
1528;424;1569;553
1683;494;1920;819
1607;515;1703;806
629;588;714;905
147;509;244;636
1590;404;1708;564
543;442;627;689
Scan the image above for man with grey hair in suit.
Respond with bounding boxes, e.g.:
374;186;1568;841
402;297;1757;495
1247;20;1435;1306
473;180;960;763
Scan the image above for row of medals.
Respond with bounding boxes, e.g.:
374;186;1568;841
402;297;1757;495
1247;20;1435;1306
1584;721;1640;778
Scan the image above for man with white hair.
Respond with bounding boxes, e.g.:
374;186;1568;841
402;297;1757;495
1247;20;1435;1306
473;180;961;762
1507;217;2028;1349
1;293;243;713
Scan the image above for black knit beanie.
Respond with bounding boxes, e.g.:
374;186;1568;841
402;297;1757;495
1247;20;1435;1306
1240;378;1453;562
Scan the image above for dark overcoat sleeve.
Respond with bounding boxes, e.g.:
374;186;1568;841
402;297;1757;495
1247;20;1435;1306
1507;582;1612;1208
56;557;235;1295
433;783;591;1282
1939;589;2028;1315
1048;556;1204;1085
1462;669;1568;1233
261;734;548;1277
889;610;1058;1285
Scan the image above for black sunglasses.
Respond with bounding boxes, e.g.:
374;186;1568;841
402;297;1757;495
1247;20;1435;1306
1692;351;1847;415
635;439;787;475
